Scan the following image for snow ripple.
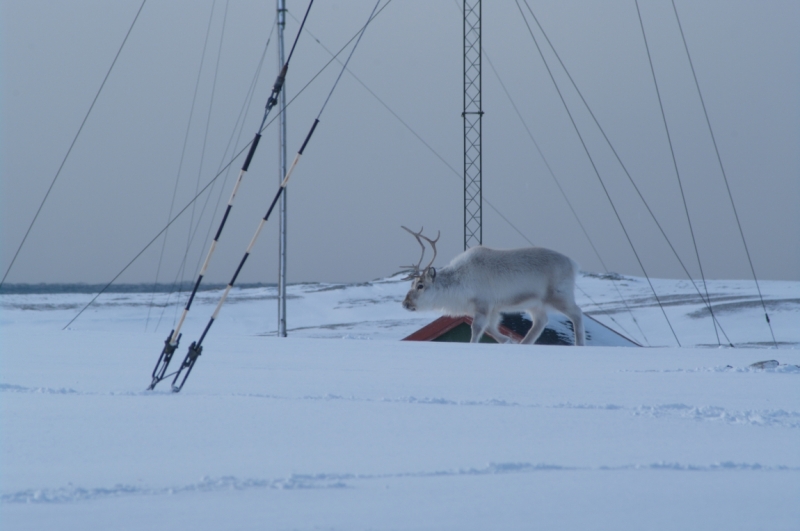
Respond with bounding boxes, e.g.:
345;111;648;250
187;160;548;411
0;383;78;394
5;461;798;504
5;384;797;429
625;363;800;374
380;396;800;429
631;404;800;428
0;475;347;504
380;397;799;429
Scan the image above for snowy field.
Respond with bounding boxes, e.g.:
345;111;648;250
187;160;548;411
1;273;799;530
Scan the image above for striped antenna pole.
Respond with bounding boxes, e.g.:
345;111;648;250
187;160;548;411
170;0;380;393
148;0;318;391
170;121;319;392
148;131;263;390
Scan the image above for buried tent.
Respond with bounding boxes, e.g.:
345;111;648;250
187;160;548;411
403;313;640;347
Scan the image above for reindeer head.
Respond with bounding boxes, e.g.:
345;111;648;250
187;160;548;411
400;226;439;311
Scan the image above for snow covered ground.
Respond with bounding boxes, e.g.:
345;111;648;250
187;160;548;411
1;273;799;530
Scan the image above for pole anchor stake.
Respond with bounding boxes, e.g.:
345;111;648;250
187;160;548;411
171;341;203;393
148;330;180;390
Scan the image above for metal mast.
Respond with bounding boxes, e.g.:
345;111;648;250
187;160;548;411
463;0;482;250
277;0;288;336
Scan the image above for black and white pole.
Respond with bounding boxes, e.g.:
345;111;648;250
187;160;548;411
148;133;261;390
148;0;316;391
170;0;381;393
171;121;318;393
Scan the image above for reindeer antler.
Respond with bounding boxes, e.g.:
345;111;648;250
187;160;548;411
420;230;439;271
401;226;440;279
400;226;425;279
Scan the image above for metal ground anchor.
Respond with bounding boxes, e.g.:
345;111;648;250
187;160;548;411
171;341;203;393
148;330;180;390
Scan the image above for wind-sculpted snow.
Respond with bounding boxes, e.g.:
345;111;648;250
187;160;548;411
242;391;800;429
1;475;348;504
0;383;79;394
7;382;798;430
388;397;800;428
5;461;797;505
630;404;800;429
624;362;800;374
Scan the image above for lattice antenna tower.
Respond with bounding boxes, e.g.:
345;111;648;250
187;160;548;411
463;0;482;249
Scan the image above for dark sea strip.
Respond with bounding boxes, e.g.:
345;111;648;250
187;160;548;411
0;282;276;295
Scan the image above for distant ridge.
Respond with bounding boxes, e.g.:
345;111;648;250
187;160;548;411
0;282;275;295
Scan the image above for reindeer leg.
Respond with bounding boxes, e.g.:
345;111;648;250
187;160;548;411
486;311;515;344
550;297;585;346
560;305;584;346
568;307;585;346
521;307;548;345
470;312;490;343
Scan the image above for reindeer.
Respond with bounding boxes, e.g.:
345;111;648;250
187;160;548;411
401;227;585;346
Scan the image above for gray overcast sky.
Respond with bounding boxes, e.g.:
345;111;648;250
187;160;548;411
1;0;798;286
